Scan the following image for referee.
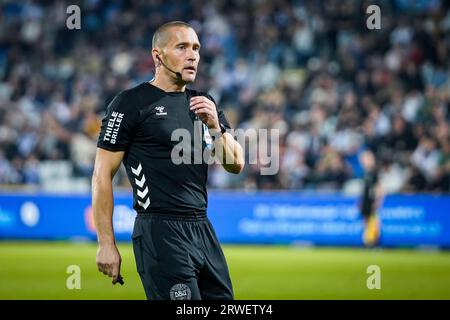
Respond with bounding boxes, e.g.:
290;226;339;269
92;21;244;300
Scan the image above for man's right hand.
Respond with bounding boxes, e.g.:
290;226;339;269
96;244;123;285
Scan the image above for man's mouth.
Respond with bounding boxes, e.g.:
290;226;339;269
184;66;196;72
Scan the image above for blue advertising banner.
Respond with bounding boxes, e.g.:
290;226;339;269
208;192;450;247
0;191;449;247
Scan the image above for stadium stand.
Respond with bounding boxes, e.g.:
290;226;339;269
0;0;449;193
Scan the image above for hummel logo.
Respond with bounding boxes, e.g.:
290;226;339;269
155;106;167;116
131;162;151;210
135;175;146;188
138;198;150;210
131;163;142;176
137;186;148;199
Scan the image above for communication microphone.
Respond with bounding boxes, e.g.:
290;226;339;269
157;55;182;79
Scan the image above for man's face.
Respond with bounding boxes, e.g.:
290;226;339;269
160;27;200;83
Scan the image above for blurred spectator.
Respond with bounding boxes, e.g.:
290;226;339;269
0;0;449;193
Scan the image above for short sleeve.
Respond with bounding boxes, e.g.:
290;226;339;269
97;90;139;151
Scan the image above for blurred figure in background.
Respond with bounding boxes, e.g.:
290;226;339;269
359;150;383;247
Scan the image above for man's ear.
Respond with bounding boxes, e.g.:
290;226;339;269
151;48;160;65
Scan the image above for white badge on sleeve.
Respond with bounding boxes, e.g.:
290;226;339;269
203;124;213;149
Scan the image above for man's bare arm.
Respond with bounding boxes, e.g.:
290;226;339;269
189;95;244;174
211;131;245;174
92;147;124;284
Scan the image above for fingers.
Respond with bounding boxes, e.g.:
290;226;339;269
97;262;108;275
192;107;215;116
190;96;215;111
97;263;111;276
190;96;213;105
190;97;218;129
191;104;218;126
190;104;214;114
97;260;120;277
111;261;121;284
96;246;122;285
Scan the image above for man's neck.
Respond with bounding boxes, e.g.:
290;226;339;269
150;73;186;92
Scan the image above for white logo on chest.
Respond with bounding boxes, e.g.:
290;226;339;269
155;106;167;116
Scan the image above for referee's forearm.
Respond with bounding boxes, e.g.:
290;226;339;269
92;173;116;246
213;132;244;174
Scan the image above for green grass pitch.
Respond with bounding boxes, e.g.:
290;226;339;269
1;241;450;299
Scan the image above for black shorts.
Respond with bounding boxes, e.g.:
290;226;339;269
131;211;234;300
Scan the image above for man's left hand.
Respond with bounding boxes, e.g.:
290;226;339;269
190;96;219;130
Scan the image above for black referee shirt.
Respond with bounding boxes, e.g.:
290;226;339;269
361;170;378;217
97;82;231;214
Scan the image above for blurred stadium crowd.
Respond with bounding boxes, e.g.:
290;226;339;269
0;0;449;193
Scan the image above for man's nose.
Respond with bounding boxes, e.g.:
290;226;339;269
187;49;198;62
